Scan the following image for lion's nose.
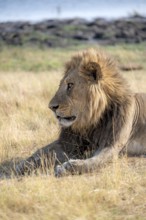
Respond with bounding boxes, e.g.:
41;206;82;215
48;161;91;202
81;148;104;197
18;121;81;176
49;103;59;112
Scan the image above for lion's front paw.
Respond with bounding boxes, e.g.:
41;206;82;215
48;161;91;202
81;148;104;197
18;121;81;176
64;159;84;174
54;164;68;177
55;159;84;177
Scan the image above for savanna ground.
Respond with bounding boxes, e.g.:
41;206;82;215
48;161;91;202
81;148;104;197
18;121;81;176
0;43;146;220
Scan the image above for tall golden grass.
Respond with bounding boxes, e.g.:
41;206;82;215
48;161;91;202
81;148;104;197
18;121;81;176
0;45;146;219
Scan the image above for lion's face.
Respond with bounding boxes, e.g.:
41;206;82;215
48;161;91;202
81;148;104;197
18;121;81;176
49;68;89;128
49;50;107;131
49;48;123;132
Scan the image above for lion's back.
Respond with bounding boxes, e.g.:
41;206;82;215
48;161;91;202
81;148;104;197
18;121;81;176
125;93;146;156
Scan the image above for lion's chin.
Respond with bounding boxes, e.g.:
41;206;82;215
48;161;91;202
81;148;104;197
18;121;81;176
56;115;76;127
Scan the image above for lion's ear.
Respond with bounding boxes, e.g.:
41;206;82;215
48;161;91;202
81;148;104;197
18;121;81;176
82;62;102;82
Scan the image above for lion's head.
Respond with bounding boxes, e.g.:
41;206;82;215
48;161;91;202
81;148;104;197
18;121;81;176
49;48;130;133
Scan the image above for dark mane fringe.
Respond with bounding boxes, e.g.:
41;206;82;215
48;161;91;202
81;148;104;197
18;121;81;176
60;98;133;159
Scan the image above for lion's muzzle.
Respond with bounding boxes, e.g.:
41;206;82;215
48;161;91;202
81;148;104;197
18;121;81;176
56;114;76;127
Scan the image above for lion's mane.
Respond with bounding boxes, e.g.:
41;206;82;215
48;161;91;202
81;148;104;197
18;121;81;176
64;48;132;133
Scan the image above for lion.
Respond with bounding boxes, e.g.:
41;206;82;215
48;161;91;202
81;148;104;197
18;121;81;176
15;48;146;176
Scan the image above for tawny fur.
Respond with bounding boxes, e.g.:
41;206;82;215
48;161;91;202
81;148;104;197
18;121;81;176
65;48;131;133
15;48;146;176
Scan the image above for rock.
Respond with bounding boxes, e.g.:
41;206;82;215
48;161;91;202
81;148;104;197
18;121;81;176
0;16;145;47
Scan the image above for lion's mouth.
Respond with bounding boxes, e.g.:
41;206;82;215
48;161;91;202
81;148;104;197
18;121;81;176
56;115;76;127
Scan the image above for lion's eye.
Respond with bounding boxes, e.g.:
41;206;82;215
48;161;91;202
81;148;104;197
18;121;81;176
67;83;74;91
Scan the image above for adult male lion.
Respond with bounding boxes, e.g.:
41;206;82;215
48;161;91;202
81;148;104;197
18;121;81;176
16;48;146;176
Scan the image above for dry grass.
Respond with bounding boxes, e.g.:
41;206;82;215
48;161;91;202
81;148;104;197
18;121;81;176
0;71;60;160
0;44;146;220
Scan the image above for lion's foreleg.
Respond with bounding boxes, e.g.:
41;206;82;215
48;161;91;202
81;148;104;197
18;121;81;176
55;147;116;176
15;141;66;176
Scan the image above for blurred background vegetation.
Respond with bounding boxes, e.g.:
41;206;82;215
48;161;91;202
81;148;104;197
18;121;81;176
0;0;145;72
